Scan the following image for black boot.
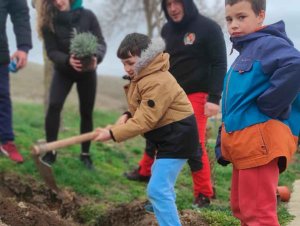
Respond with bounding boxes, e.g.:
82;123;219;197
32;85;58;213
123;167;151;182
41;151;57;165
80;154;94;170
193;193;211;208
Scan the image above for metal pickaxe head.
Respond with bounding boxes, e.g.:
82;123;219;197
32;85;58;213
31;132;97;193
31;140;60;194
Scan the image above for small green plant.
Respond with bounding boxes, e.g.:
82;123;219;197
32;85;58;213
70;31;98;58
70;31;98;71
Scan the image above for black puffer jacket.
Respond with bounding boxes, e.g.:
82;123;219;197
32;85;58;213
42;8;106;75
0;0;32;65
161;0;227;104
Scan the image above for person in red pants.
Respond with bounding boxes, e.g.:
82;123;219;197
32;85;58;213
124;0;227;208
216;0;300;224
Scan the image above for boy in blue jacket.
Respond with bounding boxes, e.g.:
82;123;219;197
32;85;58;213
217;0;300;225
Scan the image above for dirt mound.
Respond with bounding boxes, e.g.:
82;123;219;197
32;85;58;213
0;172;208;226
0;173;81;226
98;200;208;226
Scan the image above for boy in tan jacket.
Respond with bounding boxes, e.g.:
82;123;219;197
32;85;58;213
94;33;201;226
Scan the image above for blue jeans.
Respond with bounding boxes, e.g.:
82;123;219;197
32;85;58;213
0;65;13;143
147;158;187;226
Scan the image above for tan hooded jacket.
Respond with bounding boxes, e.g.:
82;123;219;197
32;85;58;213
111;38;194;143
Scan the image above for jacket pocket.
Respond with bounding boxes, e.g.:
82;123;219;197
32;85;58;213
221;123;268;163
232;57;253;74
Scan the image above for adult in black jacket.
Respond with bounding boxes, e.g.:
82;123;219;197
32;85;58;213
37;0;106;169
124;0;227;208
0;0;32;163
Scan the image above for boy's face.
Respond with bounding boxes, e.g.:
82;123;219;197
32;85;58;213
225;1;265;37
166;0;184;23
121;55;138;78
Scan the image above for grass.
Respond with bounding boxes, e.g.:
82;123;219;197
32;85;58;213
1;101;299;225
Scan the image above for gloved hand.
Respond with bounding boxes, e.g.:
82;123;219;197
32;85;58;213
215;125;230;166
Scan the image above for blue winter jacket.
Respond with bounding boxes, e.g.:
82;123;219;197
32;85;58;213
222;21;300;137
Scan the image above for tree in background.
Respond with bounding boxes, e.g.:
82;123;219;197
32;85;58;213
98;0;224;38
31;0;53;112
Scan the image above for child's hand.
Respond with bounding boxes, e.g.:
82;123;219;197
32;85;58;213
215;126;230;167
94;128;111;142
115;114;129;125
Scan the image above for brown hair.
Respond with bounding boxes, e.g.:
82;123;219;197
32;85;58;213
36;0;74;38
117;33;151;59
225;0;266;15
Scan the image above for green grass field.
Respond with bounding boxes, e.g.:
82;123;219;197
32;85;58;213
0;101;299;225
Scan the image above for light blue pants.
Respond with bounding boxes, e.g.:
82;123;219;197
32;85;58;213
147;158;187;226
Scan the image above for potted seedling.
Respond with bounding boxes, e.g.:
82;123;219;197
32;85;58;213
70;31;98;72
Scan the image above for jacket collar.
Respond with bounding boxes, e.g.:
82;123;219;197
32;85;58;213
54;8;82;25
231;20;293;52
132;38;169;81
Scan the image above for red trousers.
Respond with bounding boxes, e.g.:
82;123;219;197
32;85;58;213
231;159;280;226
188;92;213;198
139;92;213;198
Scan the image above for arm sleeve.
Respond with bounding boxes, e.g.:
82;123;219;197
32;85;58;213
111;80;174;142
205;23;227;104
9;0;32;52
257;38;300;119
42;27;70;70
215;125;230;166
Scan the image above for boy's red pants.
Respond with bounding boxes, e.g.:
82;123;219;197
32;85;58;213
231;159;280;226
138;92;213;198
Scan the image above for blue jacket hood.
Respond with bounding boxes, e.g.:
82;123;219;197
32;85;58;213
231;21;294;52
161;0;198;27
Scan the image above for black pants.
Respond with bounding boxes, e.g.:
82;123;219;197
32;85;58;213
45;70;97;154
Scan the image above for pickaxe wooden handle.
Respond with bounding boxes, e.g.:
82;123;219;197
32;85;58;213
32;131;97;156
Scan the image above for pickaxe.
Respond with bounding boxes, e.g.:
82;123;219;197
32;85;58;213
31;132;97;194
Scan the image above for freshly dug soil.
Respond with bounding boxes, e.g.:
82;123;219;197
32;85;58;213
0;172;208;226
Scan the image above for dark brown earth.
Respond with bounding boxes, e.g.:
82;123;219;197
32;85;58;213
1;63;210;226
0;172;209;226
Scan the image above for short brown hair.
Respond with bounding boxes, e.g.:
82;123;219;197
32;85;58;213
117;33;151;59
225;0;266;15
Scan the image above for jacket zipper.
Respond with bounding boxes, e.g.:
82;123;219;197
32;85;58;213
224;64;236;116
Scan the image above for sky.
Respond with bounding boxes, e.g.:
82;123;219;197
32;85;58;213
6;0;300;77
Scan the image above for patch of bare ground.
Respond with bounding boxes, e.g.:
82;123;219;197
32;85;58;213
98;200;208;226
0;172;82;226
0;172;209;226
4;63;210;225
